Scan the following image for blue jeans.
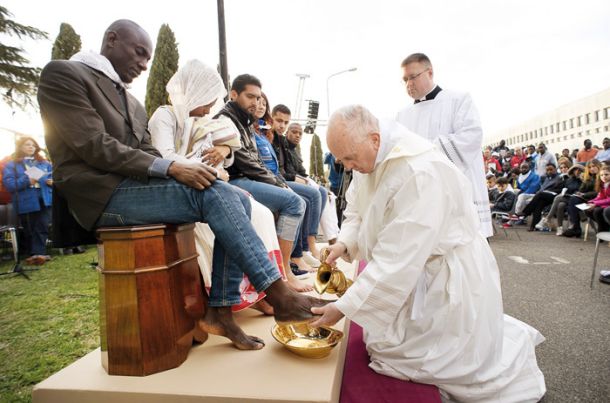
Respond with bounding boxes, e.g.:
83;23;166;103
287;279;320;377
229;177;304;242
95;178;281;307
20;205;51;256
287;182;327;257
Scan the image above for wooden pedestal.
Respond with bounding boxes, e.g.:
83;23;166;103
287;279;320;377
96;223;205;376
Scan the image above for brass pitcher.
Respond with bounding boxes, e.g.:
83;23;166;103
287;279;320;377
314;248;353;297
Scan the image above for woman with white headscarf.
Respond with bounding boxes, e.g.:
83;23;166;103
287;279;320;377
149;60;284;314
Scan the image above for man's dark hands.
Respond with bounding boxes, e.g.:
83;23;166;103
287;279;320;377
168;162;217;190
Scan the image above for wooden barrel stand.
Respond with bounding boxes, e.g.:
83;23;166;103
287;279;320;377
96;223;206;376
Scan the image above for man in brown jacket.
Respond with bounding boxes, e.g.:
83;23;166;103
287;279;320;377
38;19;323;350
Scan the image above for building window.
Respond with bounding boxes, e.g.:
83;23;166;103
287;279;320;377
569;118;574;129
556;122;560;132
595;110;601;121
585;113;590;125
577;116;581;127
605;108;609;119
562;121;567;130
550;125;554;134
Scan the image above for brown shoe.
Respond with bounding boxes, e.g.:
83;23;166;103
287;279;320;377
25;255;46;265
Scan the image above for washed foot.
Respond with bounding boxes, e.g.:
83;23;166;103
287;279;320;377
273;292;331;325
198;307;265;350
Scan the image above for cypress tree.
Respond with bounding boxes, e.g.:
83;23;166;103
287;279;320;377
0;6;47;109
309;133;326;184
51;23;81;60
145;24;179;117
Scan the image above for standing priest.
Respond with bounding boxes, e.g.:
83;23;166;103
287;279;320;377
396;53;493;238
312;105;546;402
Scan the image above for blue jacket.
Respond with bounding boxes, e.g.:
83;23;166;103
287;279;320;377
2;159;53;214
254;133;281;176
517;171;540;194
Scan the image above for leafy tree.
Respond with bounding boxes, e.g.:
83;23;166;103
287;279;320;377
145;24;179;117
0;6;48;109
51;23;81;60
309;133;326;184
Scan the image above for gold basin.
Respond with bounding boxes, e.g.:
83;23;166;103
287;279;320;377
271;323;344;359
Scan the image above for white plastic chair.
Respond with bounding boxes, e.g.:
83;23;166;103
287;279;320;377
590;231;610;288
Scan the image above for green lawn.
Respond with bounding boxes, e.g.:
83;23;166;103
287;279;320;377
0;248;100;403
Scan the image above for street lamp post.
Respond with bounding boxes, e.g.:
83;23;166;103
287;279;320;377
326;67;357;117
294;73;310;120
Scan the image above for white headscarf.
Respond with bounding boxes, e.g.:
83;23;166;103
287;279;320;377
166;59;227;135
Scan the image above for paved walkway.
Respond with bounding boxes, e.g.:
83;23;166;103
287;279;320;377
490;227;610;402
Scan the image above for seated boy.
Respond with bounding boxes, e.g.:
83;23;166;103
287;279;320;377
490;177;516;214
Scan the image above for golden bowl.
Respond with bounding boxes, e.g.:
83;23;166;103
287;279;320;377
271;323;344;359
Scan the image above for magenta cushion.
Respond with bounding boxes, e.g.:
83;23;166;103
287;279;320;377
339;321;441;402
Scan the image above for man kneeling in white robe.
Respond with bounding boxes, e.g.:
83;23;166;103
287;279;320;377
311;105;546;403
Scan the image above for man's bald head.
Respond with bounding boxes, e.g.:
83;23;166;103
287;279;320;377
326;105;380;174
100;19;152;83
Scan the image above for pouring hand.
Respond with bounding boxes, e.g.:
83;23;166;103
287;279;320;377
310;303;344;327
325;242;347;266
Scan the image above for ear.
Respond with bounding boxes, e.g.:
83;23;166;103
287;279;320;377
370;132;381;149
230;89;238;101
105;31;118;48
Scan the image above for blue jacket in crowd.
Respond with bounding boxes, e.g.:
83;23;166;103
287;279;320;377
517;171;541;194
2;158;53;214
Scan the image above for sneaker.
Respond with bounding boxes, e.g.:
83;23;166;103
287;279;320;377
599;273;610;285
535;218;548;230
290;262;309;278
562;228;581;238
555;226;563;236
514;219;527;226
302;251;321;268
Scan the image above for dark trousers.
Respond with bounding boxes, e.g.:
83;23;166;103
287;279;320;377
585;206;610;232
522;192;555;229
567;196;587;231
19;206;51;256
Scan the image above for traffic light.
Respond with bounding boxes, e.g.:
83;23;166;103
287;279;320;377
307;100;320;120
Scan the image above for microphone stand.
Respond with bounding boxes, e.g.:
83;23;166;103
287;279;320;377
1;160;40;280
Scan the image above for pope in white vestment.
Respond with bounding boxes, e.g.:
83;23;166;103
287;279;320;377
313;106;546;403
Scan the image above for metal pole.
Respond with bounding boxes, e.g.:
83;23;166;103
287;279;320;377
326;67;357;117
217;0;229;101
295;74;310;119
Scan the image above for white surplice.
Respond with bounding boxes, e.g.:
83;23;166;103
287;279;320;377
334;120;546;402
396;89;493;238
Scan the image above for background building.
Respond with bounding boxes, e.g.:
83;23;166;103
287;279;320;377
485;88;610;153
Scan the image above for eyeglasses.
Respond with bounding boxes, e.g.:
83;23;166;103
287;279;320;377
402;68;429;84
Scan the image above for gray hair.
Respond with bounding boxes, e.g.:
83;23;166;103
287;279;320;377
328;105;379;142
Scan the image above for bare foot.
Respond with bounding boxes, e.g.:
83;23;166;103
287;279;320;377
263;279;334;324
286;273;314;292
198;307;265;350
192;321;209;344
274;293;331;325
251;299;274;315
